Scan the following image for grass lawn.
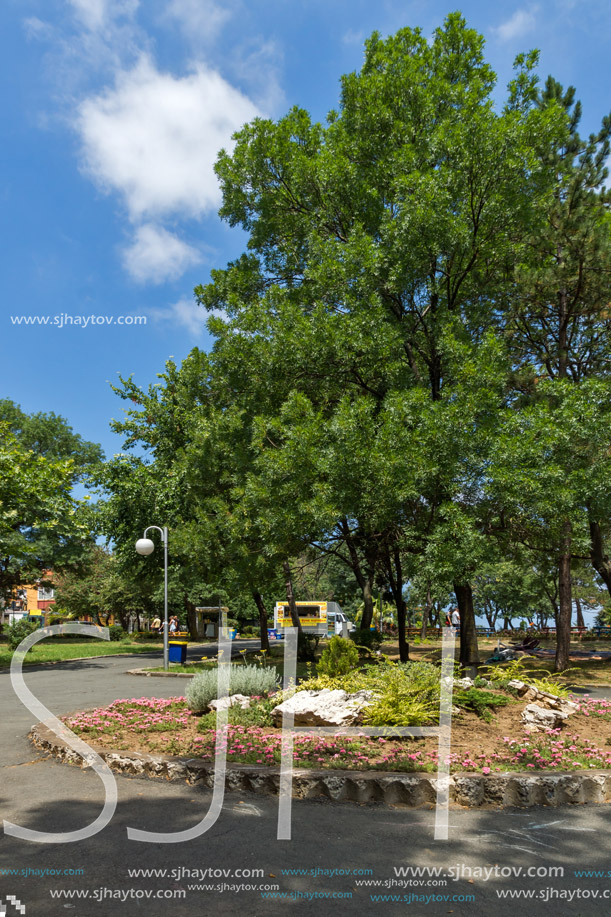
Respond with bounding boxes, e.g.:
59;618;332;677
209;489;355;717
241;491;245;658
0;639;163;667
148;645;314;680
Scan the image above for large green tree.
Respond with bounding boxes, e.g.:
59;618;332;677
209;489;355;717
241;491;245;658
0;399;103;481
0;425;89;598
194;15;565;667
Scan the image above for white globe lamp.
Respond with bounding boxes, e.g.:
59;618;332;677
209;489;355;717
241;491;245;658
135;538;155;556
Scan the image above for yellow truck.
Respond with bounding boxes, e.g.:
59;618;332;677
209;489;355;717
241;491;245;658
273;601;354;637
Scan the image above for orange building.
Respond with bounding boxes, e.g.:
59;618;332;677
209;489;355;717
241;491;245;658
2;574;55;624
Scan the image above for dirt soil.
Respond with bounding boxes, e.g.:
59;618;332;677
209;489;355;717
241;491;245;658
62;689;611;774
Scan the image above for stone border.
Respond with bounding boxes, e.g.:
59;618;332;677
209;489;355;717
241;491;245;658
30;722;611;808
128;668;195;678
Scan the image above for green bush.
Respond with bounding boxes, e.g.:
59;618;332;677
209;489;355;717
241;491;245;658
6;618;40;650
481;657;573;697
108;624;127;641
197;697;276;730
350;628;383;652
186;663;280;713
297;633;319;662
317;636;359;677
454;688;511;722
296;659;442;727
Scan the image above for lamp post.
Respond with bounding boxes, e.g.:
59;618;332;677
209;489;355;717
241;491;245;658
135;526;169;671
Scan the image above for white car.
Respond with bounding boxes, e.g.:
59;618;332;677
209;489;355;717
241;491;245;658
328;611;356;636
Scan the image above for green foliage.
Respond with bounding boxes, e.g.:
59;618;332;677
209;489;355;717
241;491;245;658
297;659;442;727
196;697;276;731
90;13;611;676
186;663;280;713
350;629;383;652
54;546;156;629
362;669;438;727
108;624;127;641
0;425;91;599
453;687;511;722
297;633;319;662
0;399;103;478
6;618;39;650
480;657;531;683
317;636;359;677
481;657;572;696
528;677;571;699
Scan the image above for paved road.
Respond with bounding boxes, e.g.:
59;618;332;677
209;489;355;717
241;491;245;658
2;650;611;917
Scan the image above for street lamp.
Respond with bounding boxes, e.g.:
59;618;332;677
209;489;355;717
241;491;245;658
136;526;169;671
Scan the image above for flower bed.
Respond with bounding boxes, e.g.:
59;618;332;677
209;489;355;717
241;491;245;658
61;694;611;775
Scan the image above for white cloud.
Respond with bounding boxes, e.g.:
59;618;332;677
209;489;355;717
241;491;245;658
166;0;233;44
148;297;210;337
68;0;139;32
342;28;366;46
122;223;202;283
77;55;260;221
23;17;55;40
493;7;538;42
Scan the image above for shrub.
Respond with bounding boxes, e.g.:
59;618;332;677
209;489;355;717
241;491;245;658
296;632;320;661
108;624;127;641
6;618;40;650
481;657;573;697
317;636;359;677
186;663;280;713
362;667;438;727
350;628;383;652
295;659;443;727
453;688;511;722
197;697;276;730
528;677;571;699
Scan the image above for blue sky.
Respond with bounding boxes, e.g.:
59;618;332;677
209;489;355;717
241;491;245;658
1;0;610;460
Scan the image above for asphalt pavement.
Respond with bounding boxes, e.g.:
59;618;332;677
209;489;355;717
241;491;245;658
2;646;611;916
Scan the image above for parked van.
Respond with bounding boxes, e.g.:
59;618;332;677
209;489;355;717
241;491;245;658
327;610;356;637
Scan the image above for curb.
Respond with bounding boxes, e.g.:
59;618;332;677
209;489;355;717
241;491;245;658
128;668;195;678
0;652;163;673
30;722;611;808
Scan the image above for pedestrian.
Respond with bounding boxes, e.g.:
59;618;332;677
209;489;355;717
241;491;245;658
169;616;178;635
151;616;161;634
445;611;452;627
451;607;460;630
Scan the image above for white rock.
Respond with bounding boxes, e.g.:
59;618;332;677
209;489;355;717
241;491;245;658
208;694;252;712
521;703;567;732
454;677;475;689
271;689;373;727
507;679;528;694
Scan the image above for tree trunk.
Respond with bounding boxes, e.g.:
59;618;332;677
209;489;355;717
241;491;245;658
338;519;376;631
555;521;572;671
282;561;302;633
183;596;199;640
589;519;611;599
252;590;270;652
386;548;409;662
483;600;496;631
574;596;585;629
454;581;479;669
420;584;431;640
360;576;375;633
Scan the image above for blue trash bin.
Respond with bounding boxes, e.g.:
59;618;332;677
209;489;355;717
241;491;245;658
168;641;188;664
